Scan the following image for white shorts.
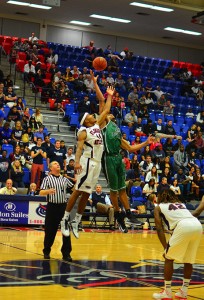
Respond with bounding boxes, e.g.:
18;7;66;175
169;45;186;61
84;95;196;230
165;218;202;264
75;156;101;194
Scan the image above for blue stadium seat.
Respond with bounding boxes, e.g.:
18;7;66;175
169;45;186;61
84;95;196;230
149;112;155;122
29;108;34;116
182;140;189;149
185;203;195;211
2;144;13;157
165;115;174;123
65;104;75;117
173;124;181;135
3;106;10;119
156;113;164;122
175;115;184;125
194;159;201;168
50;137;56;144
43;158;49;171
161;138;167;144
130;186;146;204
70;113;79;127
185;117;194;127
151;59;159;66
129;135;136;143
23;169;30;185
141;119;147;125
140;136;148;142
120;126;130;138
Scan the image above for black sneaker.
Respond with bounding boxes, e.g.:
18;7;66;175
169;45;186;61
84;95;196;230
109;225;115;231
126;214;144;226
115;211;128;233
62;255;72;262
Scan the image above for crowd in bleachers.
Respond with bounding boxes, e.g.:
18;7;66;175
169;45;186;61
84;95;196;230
0;33;203;203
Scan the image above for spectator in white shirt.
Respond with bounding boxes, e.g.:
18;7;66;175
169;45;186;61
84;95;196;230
106;73;115;85
185;108;194;118
145;166;159;184
28;32;38;44
139;155;154;177
66;147;75;165
151;86;165;100
46;48;58;65
124;109;137;128
24;60;36;83
84;74;95;93
142;178;157;198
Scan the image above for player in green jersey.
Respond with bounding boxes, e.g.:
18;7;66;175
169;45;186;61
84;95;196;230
91;71;154;232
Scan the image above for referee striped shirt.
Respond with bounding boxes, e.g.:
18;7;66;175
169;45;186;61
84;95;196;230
40;174;74;204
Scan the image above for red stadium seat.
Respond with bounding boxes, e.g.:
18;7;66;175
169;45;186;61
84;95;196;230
18;52;27;61
48;98;56;110
0;35;4;46
16;59;26;72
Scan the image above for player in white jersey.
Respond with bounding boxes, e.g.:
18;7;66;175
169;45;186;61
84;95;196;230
153;189;202;300
60;85;114;239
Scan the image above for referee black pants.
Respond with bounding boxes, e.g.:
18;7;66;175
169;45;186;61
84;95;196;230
43;202;72;258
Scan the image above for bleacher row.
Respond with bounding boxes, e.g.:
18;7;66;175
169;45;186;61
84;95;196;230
10;38;202;116
0;35;47;56
2;36;203;155
9;37;202;153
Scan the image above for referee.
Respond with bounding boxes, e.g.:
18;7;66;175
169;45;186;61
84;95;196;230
39;161;74;261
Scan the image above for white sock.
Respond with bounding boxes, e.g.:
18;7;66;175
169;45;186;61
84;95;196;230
63;211;70;220
164;281;172;293
182;279;190;293
74;213;82;223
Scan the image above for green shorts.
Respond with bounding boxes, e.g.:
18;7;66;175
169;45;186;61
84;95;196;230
102;153;126;192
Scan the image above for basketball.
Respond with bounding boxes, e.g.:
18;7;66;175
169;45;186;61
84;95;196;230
92;57;107;71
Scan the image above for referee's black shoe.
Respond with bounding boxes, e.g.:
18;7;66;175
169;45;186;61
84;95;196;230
62;255;72;262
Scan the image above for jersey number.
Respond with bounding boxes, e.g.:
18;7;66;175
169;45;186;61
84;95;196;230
168;203;185;211
94;140;102;145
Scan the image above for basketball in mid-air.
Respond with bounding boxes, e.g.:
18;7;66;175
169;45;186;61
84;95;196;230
92;57;107;71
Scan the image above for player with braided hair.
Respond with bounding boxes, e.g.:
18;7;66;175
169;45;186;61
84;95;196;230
153;189;202;300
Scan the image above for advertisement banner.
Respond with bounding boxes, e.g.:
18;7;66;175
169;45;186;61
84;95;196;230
28;202;47;225
0;200;29;224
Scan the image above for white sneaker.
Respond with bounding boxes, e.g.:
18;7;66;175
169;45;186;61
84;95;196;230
60;219;70;237
70;220;79;239
153;289;173;299
175;289;187;299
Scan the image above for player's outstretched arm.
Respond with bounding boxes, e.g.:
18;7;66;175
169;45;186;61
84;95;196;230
120;135;155;153
90;70;105;114
154;206;167;250
97;86;114;127
192;195;204;217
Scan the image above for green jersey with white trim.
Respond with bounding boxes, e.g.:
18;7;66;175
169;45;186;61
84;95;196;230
101;121;122;155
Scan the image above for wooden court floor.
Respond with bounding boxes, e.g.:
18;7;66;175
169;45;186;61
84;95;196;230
0;227;203;300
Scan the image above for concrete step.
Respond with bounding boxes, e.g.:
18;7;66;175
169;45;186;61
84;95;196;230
44;122;71;133
43;114;63;123
51;133;76;144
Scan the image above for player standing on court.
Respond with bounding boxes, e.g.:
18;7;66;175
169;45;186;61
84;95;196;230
153;189;202;300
